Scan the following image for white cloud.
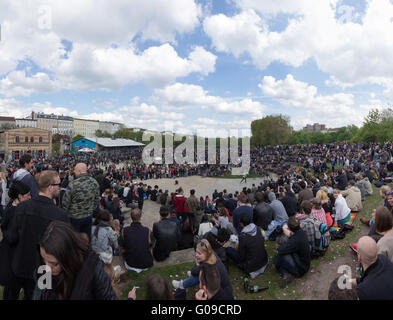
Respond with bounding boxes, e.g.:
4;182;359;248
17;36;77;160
0;71;58;97
0;0;211;93
258;74;369;129
204;0;393;93
153;82;266;118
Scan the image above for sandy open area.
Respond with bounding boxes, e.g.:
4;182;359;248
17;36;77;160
123;175;273;230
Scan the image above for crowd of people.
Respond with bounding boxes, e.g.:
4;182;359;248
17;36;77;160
0;140;393;300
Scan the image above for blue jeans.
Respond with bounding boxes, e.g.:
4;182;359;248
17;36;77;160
264;220;284;239
274;254;301;277
70;216;93;242
337;212;351;225
226;247;240;264
182;275;199;289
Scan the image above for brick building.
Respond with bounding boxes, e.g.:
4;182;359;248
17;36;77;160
0;128;52;160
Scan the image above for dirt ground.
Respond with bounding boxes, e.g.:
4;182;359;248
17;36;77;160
297;227;367;300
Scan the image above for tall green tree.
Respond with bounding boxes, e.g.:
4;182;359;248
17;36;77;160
251;115;292;146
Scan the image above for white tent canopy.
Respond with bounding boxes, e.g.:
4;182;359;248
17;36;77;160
78;147;95;153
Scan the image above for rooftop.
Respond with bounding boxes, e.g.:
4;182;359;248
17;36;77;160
83;137;144;147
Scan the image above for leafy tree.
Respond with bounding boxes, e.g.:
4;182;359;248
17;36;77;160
72;134;84;142
251;115;292;146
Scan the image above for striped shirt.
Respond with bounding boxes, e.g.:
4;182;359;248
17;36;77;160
311;208;327;225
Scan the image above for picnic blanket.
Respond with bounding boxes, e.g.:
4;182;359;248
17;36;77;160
329;212;358;232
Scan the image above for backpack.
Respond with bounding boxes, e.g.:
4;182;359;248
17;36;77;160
312;220;330;258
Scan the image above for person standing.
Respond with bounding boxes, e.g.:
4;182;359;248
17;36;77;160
11;154;38;198
137;182;144;210
185;189;200;233
0;181;31;300
10;170;69;300
63;163;100;241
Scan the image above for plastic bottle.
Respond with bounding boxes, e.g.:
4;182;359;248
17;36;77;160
243;277;249;293
249;285;269;293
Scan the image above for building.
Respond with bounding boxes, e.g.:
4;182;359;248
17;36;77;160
15;118;37;128
0;116;16;129
57;115;74;136
99;121;122;135
71;137;144;154
73;118;99;137
304;123;326;132
0;128;52;160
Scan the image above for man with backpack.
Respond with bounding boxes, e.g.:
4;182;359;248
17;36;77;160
298;200;330;258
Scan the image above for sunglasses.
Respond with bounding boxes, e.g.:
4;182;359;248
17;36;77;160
387;190;393;195
50;183;61;186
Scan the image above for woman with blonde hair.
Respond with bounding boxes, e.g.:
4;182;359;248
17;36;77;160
316;189;333;227
172;239;233;299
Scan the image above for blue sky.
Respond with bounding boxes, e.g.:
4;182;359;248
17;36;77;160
1;0;393;137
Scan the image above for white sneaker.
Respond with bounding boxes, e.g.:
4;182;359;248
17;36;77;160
187;270;192;277
172;280;184;289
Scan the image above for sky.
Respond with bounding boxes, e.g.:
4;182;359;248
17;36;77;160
1;0;393;137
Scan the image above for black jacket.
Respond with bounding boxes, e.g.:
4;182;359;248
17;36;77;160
152;218;179;261
277;229;310;277
191;252;233;300
33;254;117;300
11;196;69;280
238;224;268;273
281;192;297;217
0;204;23;287
253;202;273;230
356;254;393;300
122;222;153;269
336;174;348;190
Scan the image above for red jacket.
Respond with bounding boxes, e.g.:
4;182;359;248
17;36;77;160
173;194;186;213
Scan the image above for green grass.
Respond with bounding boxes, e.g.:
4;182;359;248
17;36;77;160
121;185;383;300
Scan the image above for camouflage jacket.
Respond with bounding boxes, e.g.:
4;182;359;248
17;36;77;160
63;173;100;219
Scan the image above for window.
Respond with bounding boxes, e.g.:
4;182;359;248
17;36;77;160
16;136;20;143
25;137;28;143
39;137;43;143
30;137;34;143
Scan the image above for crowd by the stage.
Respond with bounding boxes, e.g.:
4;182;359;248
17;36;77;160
0;140;393;300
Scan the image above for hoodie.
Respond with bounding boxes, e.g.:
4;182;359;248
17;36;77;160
341;186;362;212
12;169;38;198
238;223;268;273
241;223;257;236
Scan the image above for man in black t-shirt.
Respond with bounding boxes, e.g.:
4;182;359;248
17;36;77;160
351;236;393;300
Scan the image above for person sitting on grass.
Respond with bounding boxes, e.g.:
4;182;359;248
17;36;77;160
332;189;351;227
172;239;233;300
360;185;391;228
376;206;393;262
121;208;153;273
340;180;363;212
128;272;174;301
350;236;393;300
310;197;328;226
195;263;233;300
226;214;268;279
274;216;311;288
327;276;358;300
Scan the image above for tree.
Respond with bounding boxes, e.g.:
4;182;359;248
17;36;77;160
72;134;84;142
251;115;292;146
